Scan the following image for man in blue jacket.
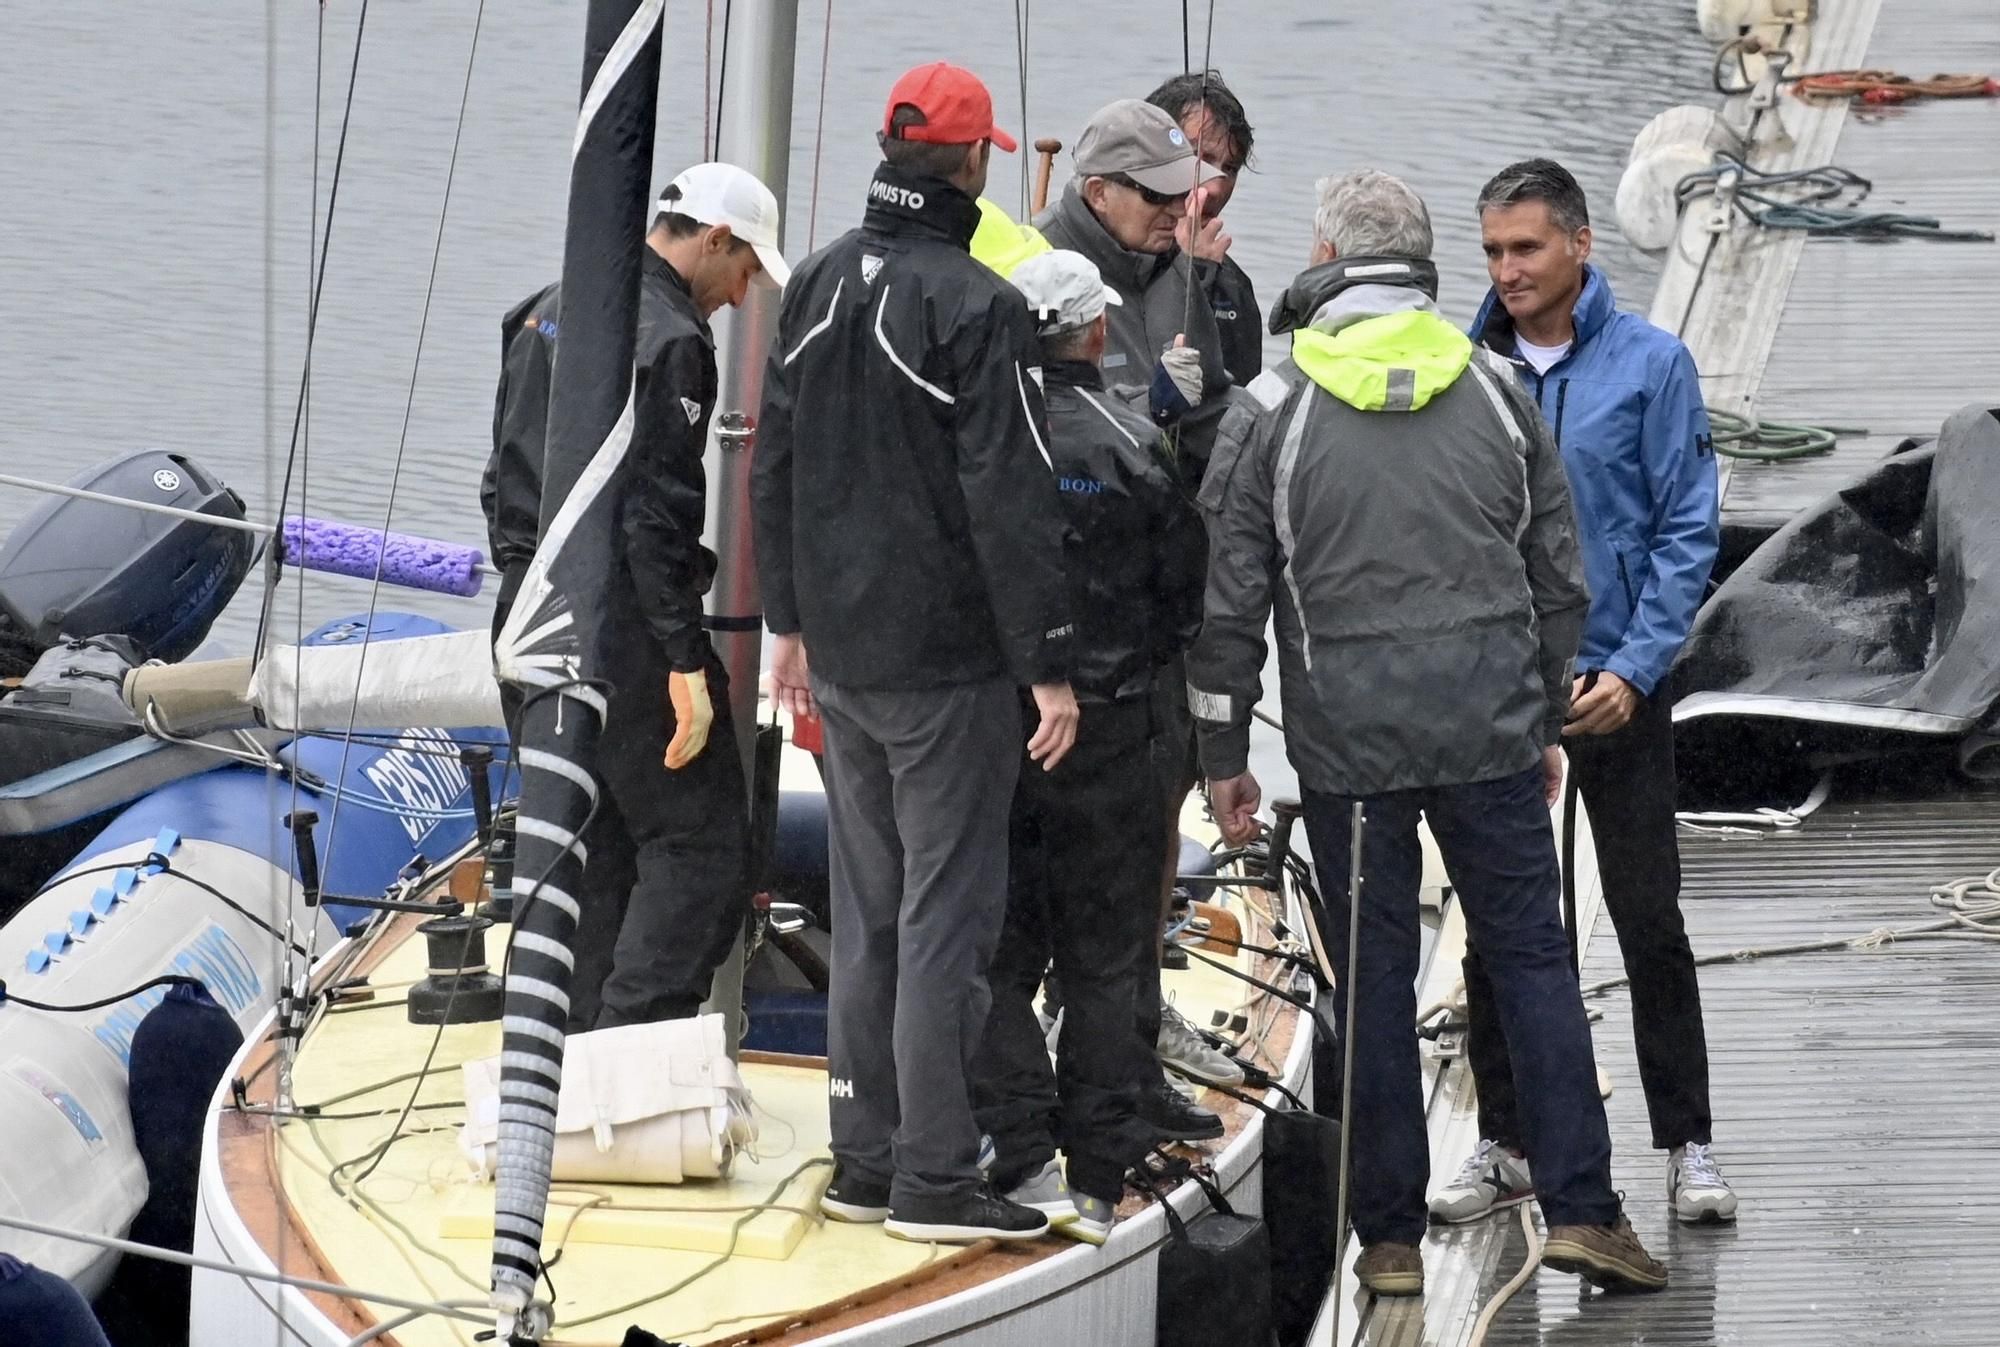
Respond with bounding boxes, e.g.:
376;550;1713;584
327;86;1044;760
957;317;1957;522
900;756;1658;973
1432;158;1736;1228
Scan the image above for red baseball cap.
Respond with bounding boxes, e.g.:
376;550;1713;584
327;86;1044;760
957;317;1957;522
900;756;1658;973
882;63;1018;153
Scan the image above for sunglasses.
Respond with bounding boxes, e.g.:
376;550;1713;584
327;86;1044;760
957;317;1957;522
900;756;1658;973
1103;173;1184;208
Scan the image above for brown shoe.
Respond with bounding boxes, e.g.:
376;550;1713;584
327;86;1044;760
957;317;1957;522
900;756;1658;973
1355;1241;1424;1297
1542;1214;1668;1292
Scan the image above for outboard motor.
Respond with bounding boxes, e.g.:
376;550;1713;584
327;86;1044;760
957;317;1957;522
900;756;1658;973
0;451;252;664
0;453;251;909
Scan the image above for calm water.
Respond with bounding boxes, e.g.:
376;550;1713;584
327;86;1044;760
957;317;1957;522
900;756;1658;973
0;1;1710;786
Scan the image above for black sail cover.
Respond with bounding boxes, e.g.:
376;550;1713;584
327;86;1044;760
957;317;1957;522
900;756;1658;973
486;0;662;1328
1672;403;2000;795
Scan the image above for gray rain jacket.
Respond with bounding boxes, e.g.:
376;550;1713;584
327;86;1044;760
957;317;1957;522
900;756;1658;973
1187;257;1589;796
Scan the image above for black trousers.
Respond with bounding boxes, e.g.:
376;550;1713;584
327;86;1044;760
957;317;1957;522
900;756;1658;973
971;696;1164;1203
1463;690;1713;1152
571;652;751;1030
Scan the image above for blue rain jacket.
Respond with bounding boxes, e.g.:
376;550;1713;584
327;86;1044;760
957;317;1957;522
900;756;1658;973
1472;266;1719;695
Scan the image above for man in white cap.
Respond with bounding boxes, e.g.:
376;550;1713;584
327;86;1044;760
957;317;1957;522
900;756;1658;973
1038;97;1248;1132
480;160;785;1030
967;249;1208;1245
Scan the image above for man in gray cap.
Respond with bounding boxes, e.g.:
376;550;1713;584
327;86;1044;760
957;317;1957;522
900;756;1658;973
1038;98;1247;1122
970;248;1207;1246
1036;99;1232;440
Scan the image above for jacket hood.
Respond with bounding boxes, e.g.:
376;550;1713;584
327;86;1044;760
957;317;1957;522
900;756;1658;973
1277;258;1468;412
1471;262;1617;356
1268;255;1439;335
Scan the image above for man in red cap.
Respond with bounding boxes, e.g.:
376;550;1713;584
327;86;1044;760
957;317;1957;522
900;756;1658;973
752;62;1079;1245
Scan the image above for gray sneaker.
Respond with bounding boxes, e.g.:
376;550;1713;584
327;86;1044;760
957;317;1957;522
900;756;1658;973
1428;1138;1533;1224
1059;1190;1116;1245
1003;1158;1079;1227
1157;1001;1245;1087
1669;1142;1739;1225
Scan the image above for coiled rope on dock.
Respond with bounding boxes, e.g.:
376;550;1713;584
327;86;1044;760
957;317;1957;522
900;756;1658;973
1705;408;1861;461
1676;153;1997;243
1793;69;2000;105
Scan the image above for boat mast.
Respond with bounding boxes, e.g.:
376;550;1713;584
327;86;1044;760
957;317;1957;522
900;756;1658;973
487;0;662;1334
700;0;800;1057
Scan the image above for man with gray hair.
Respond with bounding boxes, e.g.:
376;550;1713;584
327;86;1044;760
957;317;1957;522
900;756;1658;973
1187;169;1667;1297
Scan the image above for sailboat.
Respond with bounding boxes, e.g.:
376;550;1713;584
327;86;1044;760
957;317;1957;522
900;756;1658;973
176;2;1332;1345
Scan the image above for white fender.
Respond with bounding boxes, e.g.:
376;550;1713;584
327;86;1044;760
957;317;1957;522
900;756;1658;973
0;837;340;1290
1696;0;1794;42
1617;105;1740;252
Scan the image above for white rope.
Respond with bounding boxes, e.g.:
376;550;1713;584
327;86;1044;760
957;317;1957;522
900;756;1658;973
1467;1201;1543;1346
0;1210;487;1327
1583;864;2000;998
1675;770;1831;834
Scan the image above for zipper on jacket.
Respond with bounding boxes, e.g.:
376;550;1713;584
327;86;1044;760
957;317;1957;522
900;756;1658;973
1552;378;1570;449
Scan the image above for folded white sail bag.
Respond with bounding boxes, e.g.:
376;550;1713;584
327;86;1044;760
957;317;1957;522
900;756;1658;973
459;1013;756;1184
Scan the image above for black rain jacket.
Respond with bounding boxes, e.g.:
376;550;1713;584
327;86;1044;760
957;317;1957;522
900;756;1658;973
479;250;720;674
1041;359;1206;703
751;164;1072;691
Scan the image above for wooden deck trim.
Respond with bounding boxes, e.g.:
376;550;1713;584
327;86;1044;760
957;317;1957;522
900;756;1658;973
212;894;1304;1346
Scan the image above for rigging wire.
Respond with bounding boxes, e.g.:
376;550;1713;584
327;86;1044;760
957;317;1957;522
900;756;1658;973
303;0;489;984
1168;0;1217;463
712;0;735;159
252;0;371;665
1014;0;1031;219
0;1211;489;1329
806;0;833;250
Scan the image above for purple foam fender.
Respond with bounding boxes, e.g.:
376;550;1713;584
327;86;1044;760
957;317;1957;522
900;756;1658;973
280;516;486;598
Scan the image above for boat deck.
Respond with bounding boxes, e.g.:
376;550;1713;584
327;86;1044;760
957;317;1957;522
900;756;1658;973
1338;0;2000;1341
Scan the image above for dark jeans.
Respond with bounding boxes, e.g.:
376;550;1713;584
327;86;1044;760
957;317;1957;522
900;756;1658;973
1302;765;1618;1246
1464;691;1712;1152
972;697;1164;1203
575;653;751;1029
1138;656;1202;1047
814;675;1020;1206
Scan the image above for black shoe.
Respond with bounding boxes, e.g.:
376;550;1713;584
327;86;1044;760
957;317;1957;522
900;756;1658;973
820;1165;891;1223
884;1185;1052;1243
1139;1079;1225;1142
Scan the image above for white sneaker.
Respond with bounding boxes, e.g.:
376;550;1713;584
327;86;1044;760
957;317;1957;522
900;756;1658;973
1669;1142;1738;1224
1003;1157;1078;1226
1059;1190;1115;1245
1157;1001;1245;1087
1428;1138;1534;1224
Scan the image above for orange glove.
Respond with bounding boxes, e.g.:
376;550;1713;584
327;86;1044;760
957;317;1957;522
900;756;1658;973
665;669;714;770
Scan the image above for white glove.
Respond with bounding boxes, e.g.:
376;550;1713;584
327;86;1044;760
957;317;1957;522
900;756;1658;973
1159;343;1205;410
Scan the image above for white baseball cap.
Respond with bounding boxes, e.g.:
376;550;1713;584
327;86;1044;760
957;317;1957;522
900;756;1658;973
1009;249;1123;335
658;162;790;287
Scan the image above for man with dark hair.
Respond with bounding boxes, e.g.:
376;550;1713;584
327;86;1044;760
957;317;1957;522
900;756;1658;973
1146;70;1261;385
969;249;1208;1247
480;162;786;1031
1191;168;1666;1299
752;62;1078;1246
1431;156;1732;1227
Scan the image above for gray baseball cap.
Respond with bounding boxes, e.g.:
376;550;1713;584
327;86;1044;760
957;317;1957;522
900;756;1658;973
1010;250;1124;336
1073;99;1227;198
